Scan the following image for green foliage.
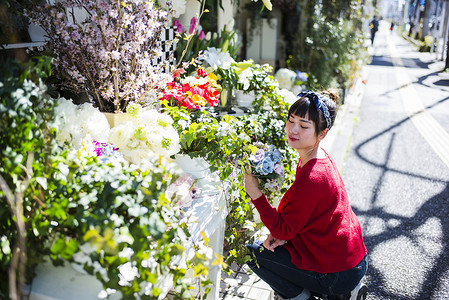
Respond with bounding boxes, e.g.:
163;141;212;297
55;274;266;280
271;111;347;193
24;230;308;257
287;0;368;90
0;56;60;298
220;108;298;267
46;156;205;299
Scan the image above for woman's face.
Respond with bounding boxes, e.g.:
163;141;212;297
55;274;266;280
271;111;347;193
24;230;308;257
285;113;318;152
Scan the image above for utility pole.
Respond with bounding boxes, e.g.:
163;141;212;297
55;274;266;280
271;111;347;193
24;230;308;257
431;0;442;54
443;0;449;69
421;0;432;38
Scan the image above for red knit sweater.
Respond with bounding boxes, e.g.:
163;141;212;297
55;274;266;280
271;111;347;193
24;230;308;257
251;150;367;273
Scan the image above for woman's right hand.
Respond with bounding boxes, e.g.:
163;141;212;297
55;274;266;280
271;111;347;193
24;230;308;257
244;168;263;200
263;233;287;252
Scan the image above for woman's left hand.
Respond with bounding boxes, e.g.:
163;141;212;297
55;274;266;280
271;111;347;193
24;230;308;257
263;233;287;252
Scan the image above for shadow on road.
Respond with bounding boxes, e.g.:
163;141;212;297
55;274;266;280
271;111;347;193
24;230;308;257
350;57;449;299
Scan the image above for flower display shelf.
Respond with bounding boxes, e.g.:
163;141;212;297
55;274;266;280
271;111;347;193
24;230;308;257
184;175;227;299
174;155;211;179
24;172;227;300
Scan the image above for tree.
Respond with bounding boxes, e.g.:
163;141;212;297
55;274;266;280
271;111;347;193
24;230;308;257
287;0;368;90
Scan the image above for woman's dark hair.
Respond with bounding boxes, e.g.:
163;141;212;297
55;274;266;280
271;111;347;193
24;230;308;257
287;89;339;135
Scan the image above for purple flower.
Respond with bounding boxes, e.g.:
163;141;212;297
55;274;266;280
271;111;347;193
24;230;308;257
199;30;205;40
296;71;308;82
174;19;183;33
189;17;197;34
274;163;284;176
94;146;103;156
250;149;265;163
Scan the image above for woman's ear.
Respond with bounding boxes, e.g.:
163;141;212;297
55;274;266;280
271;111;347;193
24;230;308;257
318;128;329;141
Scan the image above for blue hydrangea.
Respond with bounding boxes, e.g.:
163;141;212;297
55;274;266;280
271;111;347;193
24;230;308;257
268;146;283;163
255;156;275;176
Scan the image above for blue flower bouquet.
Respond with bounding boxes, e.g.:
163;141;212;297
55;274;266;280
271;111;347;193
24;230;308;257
246;142;285;194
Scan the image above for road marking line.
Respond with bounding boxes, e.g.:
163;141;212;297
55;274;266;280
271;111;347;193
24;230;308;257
387;35;449;169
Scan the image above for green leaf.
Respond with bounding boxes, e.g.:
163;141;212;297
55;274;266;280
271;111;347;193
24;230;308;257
51;238;66;254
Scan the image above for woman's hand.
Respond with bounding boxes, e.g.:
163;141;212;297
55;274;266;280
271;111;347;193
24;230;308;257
263;233;287;252
244;169;263;200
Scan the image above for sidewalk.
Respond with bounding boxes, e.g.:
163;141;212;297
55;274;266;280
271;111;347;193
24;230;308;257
218;56;369;300
219;263;274;300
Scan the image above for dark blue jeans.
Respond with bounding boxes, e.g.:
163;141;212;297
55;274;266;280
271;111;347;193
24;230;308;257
246;242;367;299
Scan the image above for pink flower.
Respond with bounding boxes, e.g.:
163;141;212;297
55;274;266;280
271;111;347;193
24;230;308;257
199;30;205;40
174;19;183;34
189;17;197;34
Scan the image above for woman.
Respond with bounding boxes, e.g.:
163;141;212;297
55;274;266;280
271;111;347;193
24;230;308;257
244;90;368;300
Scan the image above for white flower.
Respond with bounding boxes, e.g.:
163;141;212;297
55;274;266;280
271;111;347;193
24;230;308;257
110;50;120;60
278;88;298;105
118;262;139;285
238;68;254;90
54;97;110;149
154;274;174;300
275;68;296;90
97;288;117;299
108;122;135;150
160;0;186;18
202;47;235;70
108;108;180;167
118;247;134;259
183;75;209;87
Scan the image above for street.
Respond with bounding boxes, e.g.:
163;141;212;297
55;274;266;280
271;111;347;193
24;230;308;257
341;22;449;299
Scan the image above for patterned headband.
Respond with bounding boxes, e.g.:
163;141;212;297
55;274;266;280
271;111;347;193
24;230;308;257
297;91;332;129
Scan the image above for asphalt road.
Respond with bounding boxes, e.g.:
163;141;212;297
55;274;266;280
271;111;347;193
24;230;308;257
339;23;449;299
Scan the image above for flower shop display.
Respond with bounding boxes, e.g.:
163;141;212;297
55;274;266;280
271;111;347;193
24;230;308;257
54;98;181;168
26;0;174;113
0;59;214;300
2;0;370;297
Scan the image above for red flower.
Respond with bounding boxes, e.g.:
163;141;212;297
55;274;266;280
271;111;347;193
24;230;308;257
197;67;208;77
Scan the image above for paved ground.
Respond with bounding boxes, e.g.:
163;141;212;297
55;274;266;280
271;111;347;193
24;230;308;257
342;23;449;300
